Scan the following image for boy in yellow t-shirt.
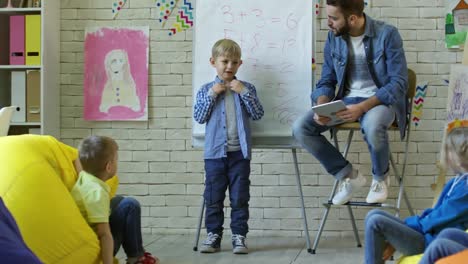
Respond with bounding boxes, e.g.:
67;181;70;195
71;135;159;264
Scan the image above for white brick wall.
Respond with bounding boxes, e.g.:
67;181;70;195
60;0;462;238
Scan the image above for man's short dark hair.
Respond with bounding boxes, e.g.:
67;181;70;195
78;135;117;176
326;0;364;17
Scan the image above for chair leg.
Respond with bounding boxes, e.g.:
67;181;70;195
312;179;340;254
346;204;362;247
292;148;312;253
390;147;414;218
313;129;354;254
389;153;402;217
339;130;361;247
193;196;205;251
312;202;331;254
403;190;415;216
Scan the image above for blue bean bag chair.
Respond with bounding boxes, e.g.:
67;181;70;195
0;197;41;263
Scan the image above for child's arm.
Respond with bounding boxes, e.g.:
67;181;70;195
194;84;218;124
231;80;264;120
73;159;83;174
416;178;468;233
95;222;114;264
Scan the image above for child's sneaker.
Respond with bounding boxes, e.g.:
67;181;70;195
232;234;248;254
131;252;159;264
200;232;222;253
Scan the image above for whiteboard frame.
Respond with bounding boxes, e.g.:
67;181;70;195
191;0;315;149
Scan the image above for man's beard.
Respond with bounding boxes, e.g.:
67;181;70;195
332;21;350;36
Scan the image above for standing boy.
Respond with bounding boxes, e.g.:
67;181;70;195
194;39;264;254
71;135;158;264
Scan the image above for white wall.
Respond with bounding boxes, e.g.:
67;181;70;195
59;0;462;238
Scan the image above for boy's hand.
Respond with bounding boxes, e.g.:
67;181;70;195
212;83;227;95
228;80;245;94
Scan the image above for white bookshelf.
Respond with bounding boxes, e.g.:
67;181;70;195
0;0;60;138
0;7;41;12
0;65;41;69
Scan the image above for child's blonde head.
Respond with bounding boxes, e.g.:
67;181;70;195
211;39;241;59
78;135;118;178
443;126;468;173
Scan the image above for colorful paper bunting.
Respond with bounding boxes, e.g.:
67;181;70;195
112;0;128;19
155;0;179;27
168;0;194;36
412;83;428;127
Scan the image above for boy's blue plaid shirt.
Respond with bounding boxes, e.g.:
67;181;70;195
194;76;264;160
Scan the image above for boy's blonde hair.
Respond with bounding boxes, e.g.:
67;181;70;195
211;39;241;59
443;125;468;173
78;135;118;177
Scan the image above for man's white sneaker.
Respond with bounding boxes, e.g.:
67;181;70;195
366;177;389;204
332;170;366;205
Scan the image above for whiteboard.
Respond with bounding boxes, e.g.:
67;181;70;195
192;0;312;147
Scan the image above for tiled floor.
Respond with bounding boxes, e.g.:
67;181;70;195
116;235;399;264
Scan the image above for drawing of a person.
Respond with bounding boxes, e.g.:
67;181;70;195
100;49;141;113
447;73;468;121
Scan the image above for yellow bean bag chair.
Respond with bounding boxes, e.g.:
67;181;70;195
0;135;118;264
398;254;422;264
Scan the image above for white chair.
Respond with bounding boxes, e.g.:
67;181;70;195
0;106;18;136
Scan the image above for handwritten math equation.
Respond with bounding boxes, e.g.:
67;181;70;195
216;2;308;126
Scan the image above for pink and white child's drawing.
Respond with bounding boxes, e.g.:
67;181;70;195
84;27;149;120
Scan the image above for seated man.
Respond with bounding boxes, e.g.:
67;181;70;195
293;0;408;204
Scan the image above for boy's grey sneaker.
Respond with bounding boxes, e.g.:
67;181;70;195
200;232;222;253
232;234;248;254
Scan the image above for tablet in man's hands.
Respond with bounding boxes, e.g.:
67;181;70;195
311;100;347;126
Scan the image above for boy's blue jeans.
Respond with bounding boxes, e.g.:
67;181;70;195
419;228;468;264
110;196;144;258
293;97;395;181
365;209;425;264
204;150;250;237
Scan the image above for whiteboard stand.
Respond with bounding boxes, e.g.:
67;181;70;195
192;137;312;253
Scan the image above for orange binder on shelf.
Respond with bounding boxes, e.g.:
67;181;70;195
10;15;25;65
25;14;41;65
26;70;41;122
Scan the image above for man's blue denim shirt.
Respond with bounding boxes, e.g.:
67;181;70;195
313;14;409;139
194;76;264;160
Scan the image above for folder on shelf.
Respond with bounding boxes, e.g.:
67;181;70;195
26;70;40;122
25;14;41;65
10;15;25;65
11;71;26;123
28;128;41;134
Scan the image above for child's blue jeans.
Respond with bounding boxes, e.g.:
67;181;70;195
419;228;468;264
365;209;425;264
204;150;250;237
110;196;144;258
